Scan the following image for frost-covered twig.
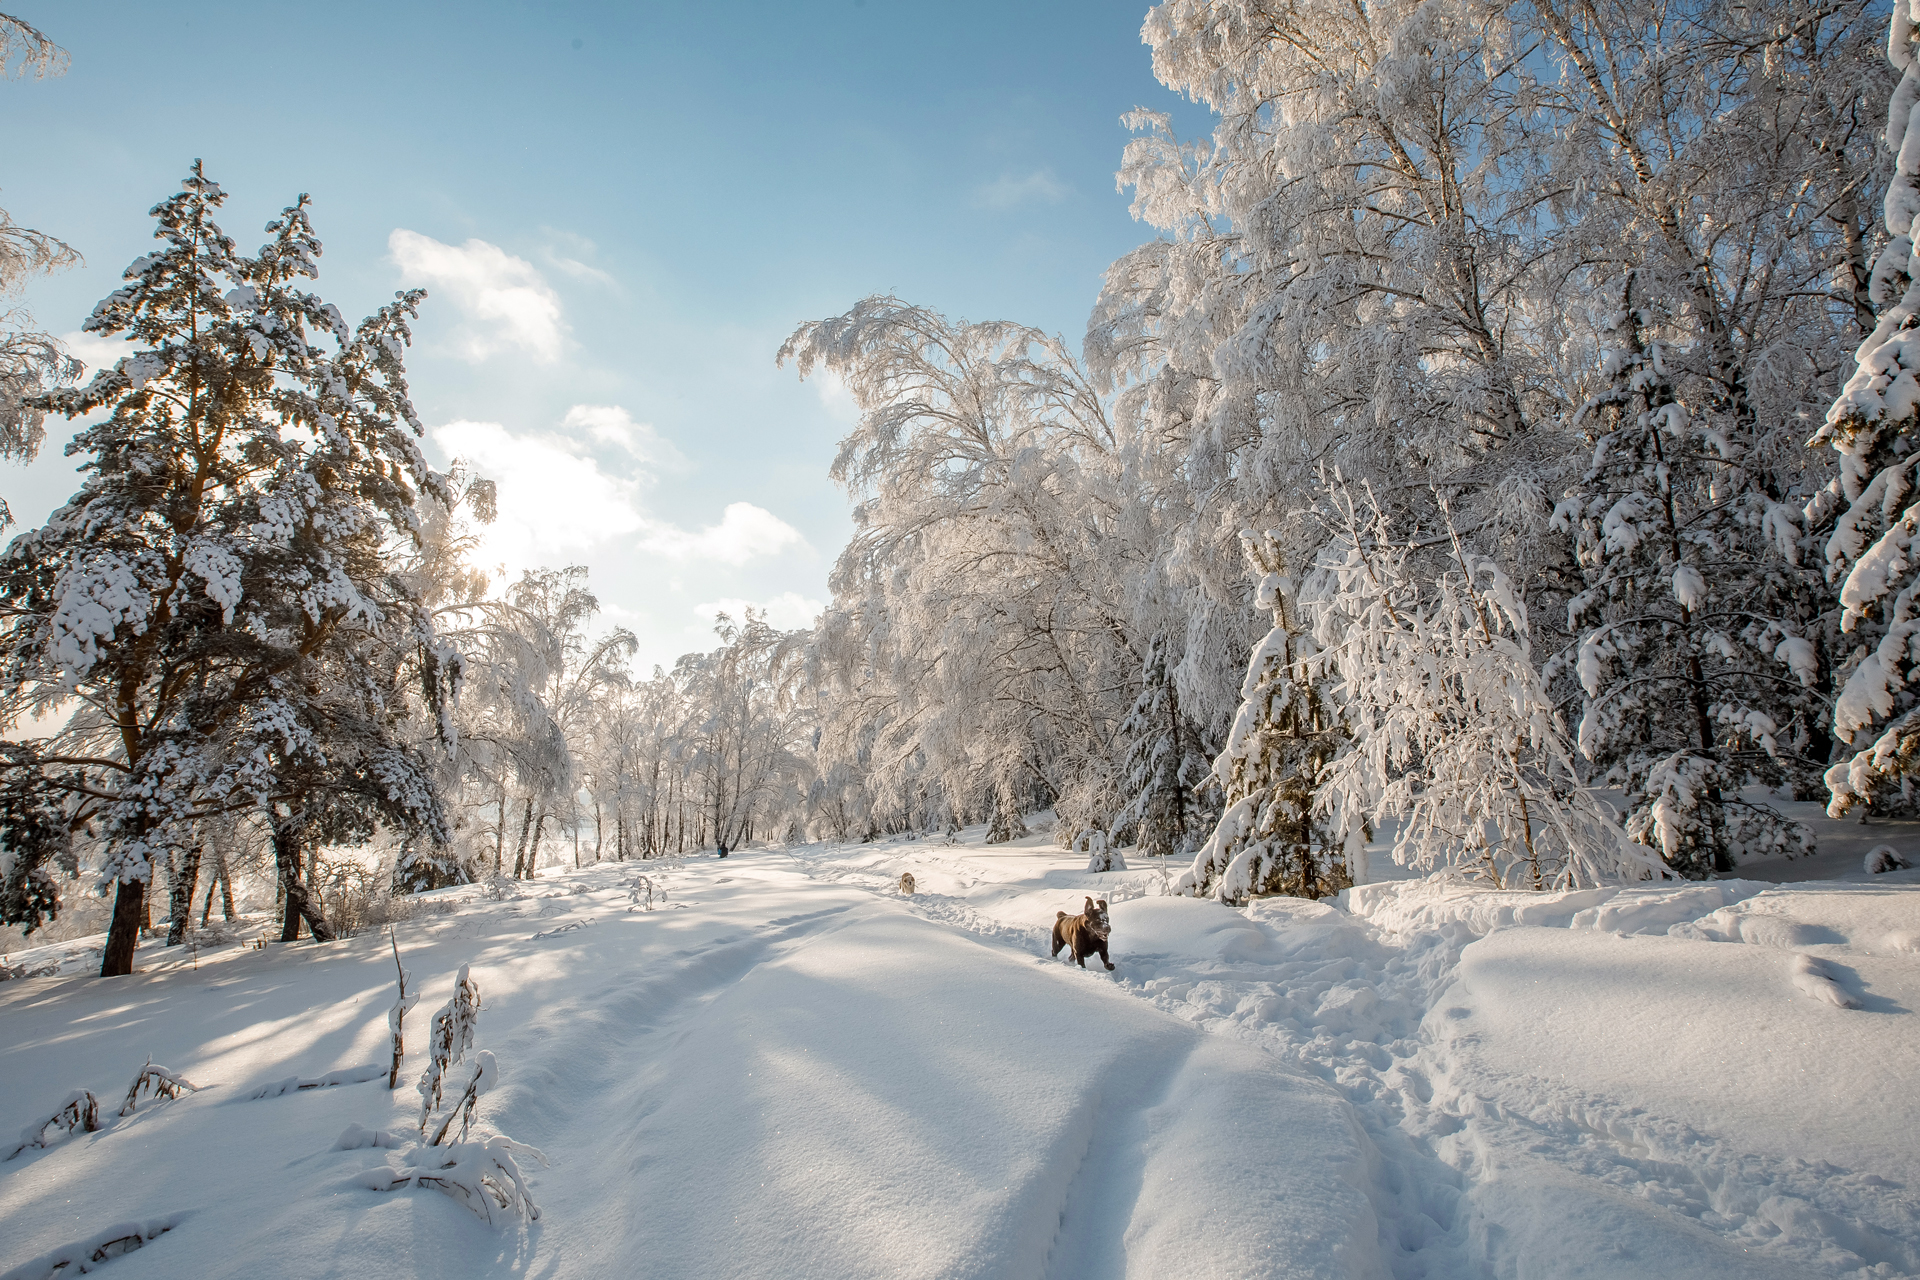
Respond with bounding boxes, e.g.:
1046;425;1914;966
247;1064;384;1099
6;1089;98;1160
387;930;419;1090
529;919;592;940
418;963;481;1134
0;1213;186;1280
119;1059;199;1116
361;1134;547;1225
427;1050;497;1147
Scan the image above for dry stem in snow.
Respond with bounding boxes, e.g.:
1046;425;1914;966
7;1088;98;1160
118;1060;198;1116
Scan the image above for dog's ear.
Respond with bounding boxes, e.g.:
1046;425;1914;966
1096;899;1108;911
1084;897;1096;912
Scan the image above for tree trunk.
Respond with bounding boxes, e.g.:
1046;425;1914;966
512;795;535;878
274;814;336;943
220;860;235;921
528;809;547;879
495;783;509;875
166;843;202;946
99;875;147;977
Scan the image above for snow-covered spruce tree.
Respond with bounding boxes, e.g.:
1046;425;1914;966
0;748;75;936
1554;278;1821;877
1312;482;1665;889
0;166;449;975
1112;636;1211;857
1804;0;1920;811
1178;530;1346;903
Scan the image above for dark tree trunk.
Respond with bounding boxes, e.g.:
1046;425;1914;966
220;861;235;921
99;875;147;977
166;843;202;946
274;814;336;943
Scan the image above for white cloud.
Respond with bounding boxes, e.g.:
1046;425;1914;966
643;502;805;565
560;404;688;472
692;592;824;632
389;230;567;363
434;419;645;573
434;417;805;577
972;169;1070;211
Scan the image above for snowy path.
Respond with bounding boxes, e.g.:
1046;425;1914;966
0;853;1377;1280
2;837;1915;1279
792;830;1920;1280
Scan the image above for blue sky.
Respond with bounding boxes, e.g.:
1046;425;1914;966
2;1;1210;670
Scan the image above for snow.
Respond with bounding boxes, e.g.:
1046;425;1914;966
1;828;1915;1278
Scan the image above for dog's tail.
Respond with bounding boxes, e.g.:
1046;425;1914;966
1055;910;1067;920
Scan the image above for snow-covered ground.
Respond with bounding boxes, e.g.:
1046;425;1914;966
2;827;1915;1279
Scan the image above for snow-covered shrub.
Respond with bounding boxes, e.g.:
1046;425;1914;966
361;1133;547;1225
118;1060;198;1116
1865;845;1912;874
7;1089;98;1159
418;964;481;1134
312;855;385;939
627;874;665;911
1078;830;1128;873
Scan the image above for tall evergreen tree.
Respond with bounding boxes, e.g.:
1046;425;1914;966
1555;277;1822;877
1113;637;1211;857
1809;0;1920;811
0;165;450;974
1178;531;1347;902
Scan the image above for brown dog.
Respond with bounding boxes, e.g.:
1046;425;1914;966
899;872;915;895
1051;897;1114;970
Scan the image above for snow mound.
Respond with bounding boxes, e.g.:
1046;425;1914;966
1347;877;1771;937
1109;895;1277;962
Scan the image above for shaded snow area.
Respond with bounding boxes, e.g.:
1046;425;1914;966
1;832;1915;1279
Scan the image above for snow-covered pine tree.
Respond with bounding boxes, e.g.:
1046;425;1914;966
1555;276;1820;877
1805;0;1920;811
0;165;450;974
1177;530;1346;903
1113;637;1211;857
1311;482;1666;888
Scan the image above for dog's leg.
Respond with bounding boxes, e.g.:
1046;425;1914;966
1050;923;1065;959
1097;940;1114;971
